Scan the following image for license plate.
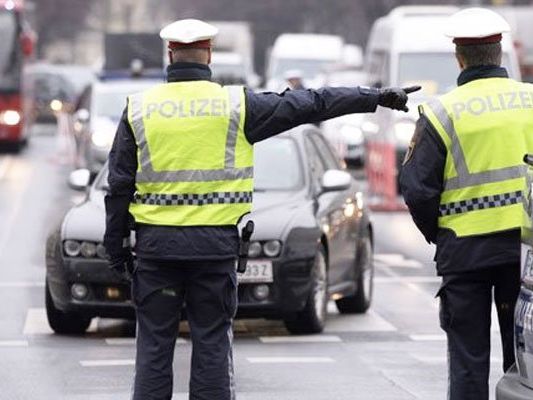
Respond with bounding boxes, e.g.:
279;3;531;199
238;260;273;283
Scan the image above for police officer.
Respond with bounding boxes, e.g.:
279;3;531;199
104;18;419;400
400;8;533;400
284;69;306;90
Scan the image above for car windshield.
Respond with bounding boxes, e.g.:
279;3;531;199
211;63;246;77
93;83;154;120
0;10;19;91
398;52;513;95
96;137;304;192
272;59;333;79
254;137;303;191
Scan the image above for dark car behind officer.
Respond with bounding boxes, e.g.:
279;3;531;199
400;8;533;400
104;18;420;400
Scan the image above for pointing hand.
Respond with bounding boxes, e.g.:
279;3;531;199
378;86;422;112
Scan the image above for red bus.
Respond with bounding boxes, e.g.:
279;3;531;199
0;0;34;150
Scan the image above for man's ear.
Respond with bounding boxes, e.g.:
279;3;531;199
455;52;465;71
168;50;173;64
207;48;212;65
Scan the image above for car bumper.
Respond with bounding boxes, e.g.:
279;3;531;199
47;255;134;319
48;254;315;320
496;365;533;400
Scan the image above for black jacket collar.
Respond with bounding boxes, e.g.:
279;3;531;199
166;62;212;82
457;65;508;86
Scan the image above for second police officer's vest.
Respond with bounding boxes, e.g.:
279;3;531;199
127;81;253;226
421;77;533;237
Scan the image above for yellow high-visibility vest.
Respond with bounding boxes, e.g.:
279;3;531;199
127;81;253;226
421;77;533;237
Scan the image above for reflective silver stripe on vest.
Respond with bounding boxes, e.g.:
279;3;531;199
133;191;253;206
439;190;522;217
129;86;250;183
426;100;527;191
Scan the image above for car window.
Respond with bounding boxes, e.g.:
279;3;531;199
254;137;303;191
304;136;326;186
310;133;342;170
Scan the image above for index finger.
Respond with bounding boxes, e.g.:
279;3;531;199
402;86;422;94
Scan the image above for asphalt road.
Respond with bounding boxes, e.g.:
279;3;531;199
0;129;506;400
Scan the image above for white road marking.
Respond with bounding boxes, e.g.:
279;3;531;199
409;334;446;341
247;357;335;364
259;335;342;343
325;308;397;332
0;281;45;288
104;337;188;346
0;340;29;347
375;276;440;284
23;308;97;335
80;359;135;367
374;253;423;269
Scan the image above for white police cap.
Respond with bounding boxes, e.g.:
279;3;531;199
159;19;218;46
444;8;510;43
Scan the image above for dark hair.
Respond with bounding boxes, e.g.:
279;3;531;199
455;42;502;68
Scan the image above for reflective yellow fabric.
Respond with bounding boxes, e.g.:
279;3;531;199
127;81;253;226
422;78;533;237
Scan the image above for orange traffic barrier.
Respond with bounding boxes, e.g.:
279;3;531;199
365;141;407;211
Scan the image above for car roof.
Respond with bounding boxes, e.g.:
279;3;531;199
91;79;162;93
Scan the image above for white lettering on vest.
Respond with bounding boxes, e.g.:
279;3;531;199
144;99;229;119
451;91;533;120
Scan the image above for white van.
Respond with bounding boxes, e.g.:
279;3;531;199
266;33;344;91
361;6;521;191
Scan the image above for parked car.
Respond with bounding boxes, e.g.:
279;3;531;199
496;155;533;400
45;125;374;335
71;78;161;172
24;63;95;124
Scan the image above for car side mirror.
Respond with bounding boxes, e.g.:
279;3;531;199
68;169;91;191
75;108;90;124
320;169;352;194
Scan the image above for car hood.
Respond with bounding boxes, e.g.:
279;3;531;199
62;189;310;243
241;190;312;241
61;190;105;242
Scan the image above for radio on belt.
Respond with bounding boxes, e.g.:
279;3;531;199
238;220;254;273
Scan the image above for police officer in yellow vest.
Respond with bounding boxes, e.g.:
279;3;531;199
104;18;419;400
400;8;533;400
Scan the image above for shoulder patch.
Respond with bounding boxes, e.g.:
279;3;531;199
402;125;422;166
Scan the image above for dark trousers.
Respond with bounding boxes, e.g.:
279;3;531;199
438;263;521;400
131;258;238;400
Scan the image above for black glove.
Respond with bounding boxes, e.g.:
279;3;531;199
378;86;421;112
108;252;135;282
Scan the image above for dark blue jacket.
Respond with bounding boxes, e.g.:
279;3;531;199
399;65;520;275
104;62;379;261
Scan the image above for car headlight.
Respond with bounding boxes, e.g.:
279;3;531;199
248;241;262;258
80;241;97;258
394;121;416;146
340;125;364;145
96;243;107;259
64;240;81;257
263;240;282;257
50;99;63;112
91;130;115;149
0;110;21;126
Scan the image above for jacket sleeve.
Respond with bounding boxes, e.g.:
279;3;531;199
103;108;137;260
399;115;446;244
244;87;379;144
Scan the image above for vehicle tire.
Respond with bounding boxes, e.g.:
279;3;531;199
283;245;328;334
45;280;91;335
335;229;374;314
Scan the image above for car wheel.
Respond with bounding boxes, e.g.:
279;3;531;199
335;229;374;314
45;280;92;335
283;245;328;334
